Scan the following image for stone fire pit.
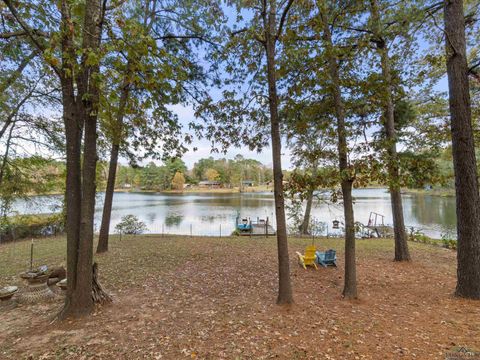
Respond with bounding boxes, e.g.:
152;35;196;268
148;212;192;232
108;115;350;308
56;278;67;291
17;267;56;304
0;286;18;311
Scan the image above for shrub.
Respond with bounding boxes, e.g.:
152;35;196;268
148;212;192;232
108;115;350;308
115;215;147;235
440;228;457;250
0;213;65;243
408;228;429;243
448;239;457;250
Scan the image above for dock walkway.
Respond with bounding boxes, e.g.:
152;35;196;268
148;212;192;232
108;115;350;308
239;223;276;236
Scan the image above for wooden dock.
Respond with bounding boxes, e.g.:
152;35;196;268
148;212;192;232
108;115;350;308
239;223;276;236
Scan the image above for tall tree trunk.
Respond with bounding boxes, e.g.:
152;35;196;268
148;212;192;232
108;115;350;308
97;0;155;252
0;123;15;186
61;90;87;317
60;0;104;318
319;5;357;299
444;0;480;299
97;82;130;253
299;189;314;235
97;143;119;253
265;0;293;305
370;0;410;261
57;0;88;318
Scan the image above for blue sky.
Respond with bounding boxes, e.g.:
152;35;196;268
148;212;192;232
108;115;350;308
171;4;451;171
168;103;287;169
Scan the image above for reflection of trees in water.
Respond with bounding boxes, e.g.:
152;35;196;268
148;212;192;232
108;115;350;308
165;213;184;226
190;194;274;208
200;215;221;223
410;195;456;228
146;212;156;224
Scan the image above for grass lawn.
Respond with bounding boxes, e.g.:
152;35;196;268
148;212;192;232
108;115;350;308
0;235;479;359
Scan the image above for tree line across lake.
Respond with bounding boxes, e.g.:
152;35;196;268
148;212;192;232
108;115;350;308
1;0;479;318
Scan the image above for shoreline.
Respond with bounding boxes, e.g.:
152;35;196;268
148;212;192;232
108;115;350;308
27;186;457;197
402;188;455;197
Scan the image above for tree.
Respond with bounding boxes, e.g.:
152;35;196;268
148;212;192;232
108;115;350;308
165;159;187;179
283;99;337;235
198;0;295;304
140;162;163;189
368;0;410;261
248;0;295;305
443;0;480;299
192;157;215;180
2;0;111;317
204;168;220;181
315;1;357;298
115;215;147;235
171;172;185;190
96;0;201;253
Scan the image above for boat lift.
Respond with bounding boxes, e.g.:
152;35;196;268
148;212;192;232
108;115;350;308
362;212;393;238
235;215;276;236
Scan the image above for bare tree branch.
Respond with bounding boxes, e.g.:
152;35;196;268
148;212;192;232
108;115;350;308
276;0;294;39
0;29;49;39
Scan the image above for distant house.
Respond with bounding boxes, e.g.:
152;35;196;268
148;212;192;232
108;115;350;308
242;180;255;187
198;180;222;189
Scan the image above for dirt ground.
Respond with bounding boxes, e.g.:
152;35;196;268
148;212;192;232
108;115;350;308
0;235;479;360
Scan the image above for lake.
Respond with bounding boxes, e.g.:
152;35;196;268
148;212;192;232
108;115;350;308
10;188;456;238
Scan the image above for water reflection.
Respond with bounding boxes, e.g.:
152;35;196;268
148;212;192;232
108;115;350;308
8;189;457;238
165;213;183;227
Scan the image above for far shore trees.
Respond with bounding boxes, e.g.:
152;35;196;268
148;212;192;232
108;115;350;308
205;168;220;182
171;172;185;190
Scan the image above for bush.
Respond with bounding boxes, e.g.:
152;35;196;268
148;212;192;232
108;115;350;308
408;228;429;243
0;213;65;243
440;228;457;250
115;215;147;235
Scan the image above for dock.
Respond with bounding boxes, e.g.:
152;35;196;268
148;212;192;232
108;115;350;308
355;212;394;238
236;216;276;236
239;223;276;236
364;225;394;238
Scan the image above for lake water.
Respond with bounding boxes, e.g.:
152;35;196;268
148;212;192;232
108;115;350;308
10;188;456;238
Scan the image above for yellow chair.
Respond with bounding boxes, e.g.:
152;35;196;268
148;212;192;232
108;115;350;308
296;245;318;269
296;251;306;269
